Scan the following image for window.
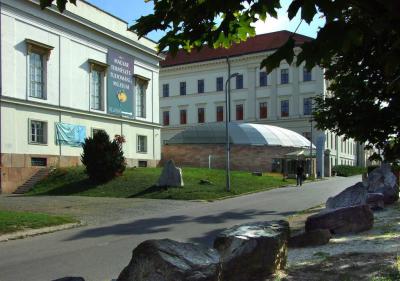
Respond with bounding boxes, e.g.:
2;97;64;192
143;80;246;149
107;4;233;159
26;39;53;100
30;120;47;144
29;52;45;99
281;100;289;117
162;84;169;97
31;157;47;167
180;81;186;96
88;60;107;111
216;106;224;122
180;109;187;124
136;79;147;118
303;97;313;115
198;108;205;123
259;71;268;87
303;67;312;81
198;79;204;93
90;70;103;110
259;102;268;119
137;135;147;153
281;69;289;84
138;160;148;167
236;74;243;89
216;77;223;91
163;111;170;126
236;104;244;120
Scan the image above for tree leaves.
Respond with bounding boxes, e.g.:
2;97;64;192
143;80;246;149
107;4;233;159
39;0;76;12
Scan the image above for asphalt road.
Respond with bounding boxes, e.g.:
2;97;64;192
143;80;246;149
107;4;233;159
0;176;360;281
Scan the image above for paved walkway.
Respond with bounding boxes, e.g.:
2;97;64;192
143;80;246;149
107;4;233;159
0;176;360;281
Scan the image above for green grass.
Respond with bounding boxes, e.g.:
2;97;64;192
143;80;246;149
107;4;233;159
0;210;77;235
28;167;295;200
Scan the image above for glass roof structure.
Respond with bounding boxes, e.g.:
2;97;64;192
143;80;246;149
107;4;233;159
167;123;315;148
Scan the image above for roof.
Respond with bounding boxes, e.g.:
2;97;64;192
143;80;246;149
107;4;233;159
167;123;315;148
160;31;313;68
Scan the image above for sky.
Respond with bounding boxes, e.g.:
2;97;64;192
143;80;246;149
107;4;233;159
86;0;325;42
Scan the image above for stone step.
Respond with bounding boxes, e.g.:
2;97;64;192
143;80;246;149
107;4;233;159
13;168;50;194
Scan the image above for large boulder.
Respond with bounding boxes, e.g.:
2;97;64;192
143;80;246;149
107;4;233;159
305;204;374;234
366;193;385;210
213;220;290;281
326;182;368;209
157;160;184;187
367;164;399;204
288;229;332;248
117;239;221;281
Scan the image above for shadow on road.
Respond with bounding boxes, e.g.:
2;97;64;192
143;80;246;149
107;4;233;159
64;209;294;245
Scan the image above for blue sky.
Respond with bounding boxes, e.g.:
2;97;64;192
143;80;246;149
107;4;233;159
86;0;325;42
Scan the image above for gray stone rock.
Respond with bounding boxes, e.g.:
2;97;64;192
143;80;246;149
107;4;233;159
289;229;331;248
157;160;184;187
367;164;399;204
53;277;85;281
305;204;374;234
367;193;385;210
326;182;368;209
213;220;290;281
117;239;221;281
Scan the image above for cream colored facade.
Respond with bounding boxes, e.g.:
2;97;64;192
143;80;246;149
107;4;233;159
0;0;162;193
159;42;366;176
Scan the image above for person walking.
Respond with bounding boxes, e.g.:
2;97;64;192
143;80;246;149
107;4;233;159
296;164;304;186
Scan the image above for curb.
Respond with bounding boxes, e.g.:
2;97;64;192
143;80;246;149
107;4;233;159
0;222;82;242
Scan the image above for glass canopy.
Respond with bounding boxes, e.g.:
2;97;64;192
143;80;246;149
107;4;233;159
167;123;315;148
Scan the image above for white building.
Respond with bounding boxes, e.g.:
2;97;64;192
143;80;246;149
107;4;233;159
159;31;364;176
0;0;163;193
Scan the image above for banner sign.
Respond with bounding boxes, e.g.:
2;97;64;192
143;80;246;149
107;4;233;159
107;49;134;117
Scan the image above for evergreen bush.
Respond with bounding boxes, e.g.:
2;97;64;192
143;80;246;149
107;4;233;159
332;165;366;177
81;131;126;182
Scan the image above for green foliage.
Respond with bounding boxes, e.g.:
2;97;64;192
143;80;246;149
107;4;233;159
28;167;295;200
81;131;126;183
41;0;400;160
332;165;366;177
0;210;76;234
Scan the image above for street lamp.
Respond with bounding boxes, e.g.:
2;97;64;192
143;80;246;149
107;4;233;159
225;72;239;192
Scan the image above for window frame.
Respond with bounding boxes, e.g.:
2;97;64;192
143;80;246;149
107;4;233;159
180;81;186;96
259;71;268;87
163;110;170;126
198;79;205;93
198;107;205;123
137;135;148;153
28;119;48;145
236;104;244;121
303;97;313;115
216;77;224;92
162;83;169;97
236;74;244;89
88;59;108;112
180;109;187;124
135;77;148;118
280;100;289;117
259;102;268;119
280;68;289;84
216;105;224;122
303;67;312;82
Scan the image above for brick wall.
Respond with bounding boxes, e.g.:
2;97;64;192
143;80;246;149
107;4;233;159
161;144;298;172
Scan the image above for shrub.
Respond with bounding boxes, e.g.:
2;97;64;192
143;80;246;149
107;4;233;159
332;165;367;177
81;131;126;182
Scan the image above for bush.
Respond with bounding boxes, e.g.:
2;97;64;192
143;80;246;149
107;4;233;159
81;131;126;182
332;165;367;177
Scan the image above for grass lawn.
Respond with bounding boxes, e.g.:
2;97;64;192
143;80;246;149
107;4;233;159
0;210;77;235
28;167;295;200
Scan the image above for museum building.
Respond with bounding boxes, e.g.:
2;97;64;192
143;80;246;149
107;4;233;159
0;0;163;193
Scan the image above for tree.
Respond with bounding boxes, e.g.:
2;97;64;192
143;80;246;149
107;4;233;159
40;0;400;159
81;131;126;183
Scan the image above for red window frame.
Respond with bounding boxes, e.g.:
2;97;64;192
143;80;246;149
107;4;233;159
236;104;244;120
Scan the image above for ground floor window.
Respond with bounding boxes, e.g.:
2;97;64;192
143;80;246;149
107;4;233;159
29;120;47;144
137;135;147;153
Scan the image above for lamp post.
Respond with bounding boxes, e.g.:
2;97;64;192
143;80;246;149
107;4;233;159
309;118;313;178
225;72;239;192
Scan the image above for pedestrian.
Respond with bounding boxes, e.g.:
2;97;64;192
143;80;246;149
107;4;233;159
296;164;304;186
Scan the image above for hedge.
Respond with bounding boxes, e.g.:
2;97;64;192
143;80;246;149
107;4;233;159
332;165;367;177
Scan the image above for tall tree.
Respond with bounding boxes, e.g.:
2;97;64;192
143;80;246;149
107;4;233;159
40;0;400;159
